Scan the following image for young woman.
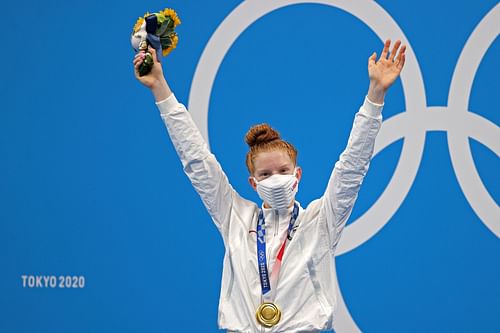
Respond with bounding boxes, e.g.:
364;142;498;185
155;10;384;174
134;39;406;332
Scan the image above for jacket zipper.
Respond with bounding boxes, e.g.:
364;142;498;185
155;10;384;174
274;210;279;236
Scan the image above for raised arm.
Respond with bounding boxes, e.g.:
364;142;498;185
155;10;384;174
133;48;245;235
321;39;406;251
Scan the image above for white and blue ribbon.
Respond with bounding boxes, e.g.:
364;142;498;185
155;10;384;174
256;203;299;298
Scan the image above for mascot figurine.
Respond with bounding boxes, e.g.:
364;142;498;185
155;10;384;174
131;8;181;76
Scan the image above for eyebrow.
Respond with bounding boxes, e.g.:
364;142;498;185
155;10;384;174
275;163;293;170
255;164;292;173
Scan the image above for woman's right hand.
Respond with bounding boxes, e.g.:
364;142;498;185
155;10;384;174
133;46;172;101
133;47;164;88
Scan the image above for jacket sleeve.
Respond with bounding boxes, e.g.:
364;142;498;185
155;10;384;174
320;96;383;251
155;94;242;235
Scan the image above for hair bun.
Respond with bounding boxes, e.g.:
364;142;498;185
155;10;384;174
245;123;281;147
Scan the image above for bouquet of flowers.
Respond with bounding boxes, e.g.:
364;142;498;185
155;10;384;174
131;8;181;76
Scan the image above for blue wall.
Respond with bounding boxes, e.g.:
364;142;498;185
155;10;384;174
1;1;498;332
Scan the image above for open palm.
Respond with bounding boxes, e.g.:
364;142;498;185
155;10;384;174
368;39;406;91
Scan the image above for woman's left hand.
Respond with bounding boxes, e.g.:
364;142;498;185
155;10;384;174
367;39;406;104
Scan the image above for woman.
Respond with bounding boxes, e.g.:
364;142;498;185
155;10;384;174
134;39;406;332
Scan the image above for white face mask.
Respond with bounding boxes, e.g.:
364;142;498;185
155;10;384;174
254;172;299;210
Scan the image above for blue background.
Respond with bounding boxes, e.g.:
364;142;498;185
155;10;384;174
1;1;498;332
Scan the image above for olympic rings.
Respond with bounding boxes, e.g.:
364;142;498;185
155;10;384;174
187;1;499;331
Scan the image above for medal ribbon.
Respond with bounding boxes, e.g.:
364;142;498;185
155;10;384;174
256;203;299;301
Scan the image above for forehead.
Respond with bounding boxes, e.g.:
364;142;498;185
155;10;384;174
253;150;293;171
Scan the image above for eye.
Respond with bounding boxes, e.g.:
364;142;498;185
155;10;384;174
280;168;290;174
258;172;270;180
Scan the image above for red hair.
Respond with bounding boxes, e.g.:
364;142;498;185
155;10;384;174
245;123;297;175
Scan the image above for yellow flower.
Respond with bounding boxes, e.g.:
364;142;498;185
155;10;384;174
132;11;151;33
160;8;181;27
133;17;144;33
162;33;179;56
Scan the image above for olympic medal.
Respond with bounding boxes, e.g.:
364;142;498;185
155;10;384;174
256;302;281;327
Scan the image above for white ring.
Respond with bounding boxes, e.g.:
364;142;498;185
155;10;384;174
187;0;427;256
186;1;499;332
447;4;500;236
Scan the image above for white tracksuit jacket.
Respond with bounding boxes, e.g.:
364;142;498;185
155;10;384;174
156;94;383;332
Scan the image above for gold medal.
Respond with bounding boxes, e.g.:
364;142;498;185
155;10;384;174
256;302;281;327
